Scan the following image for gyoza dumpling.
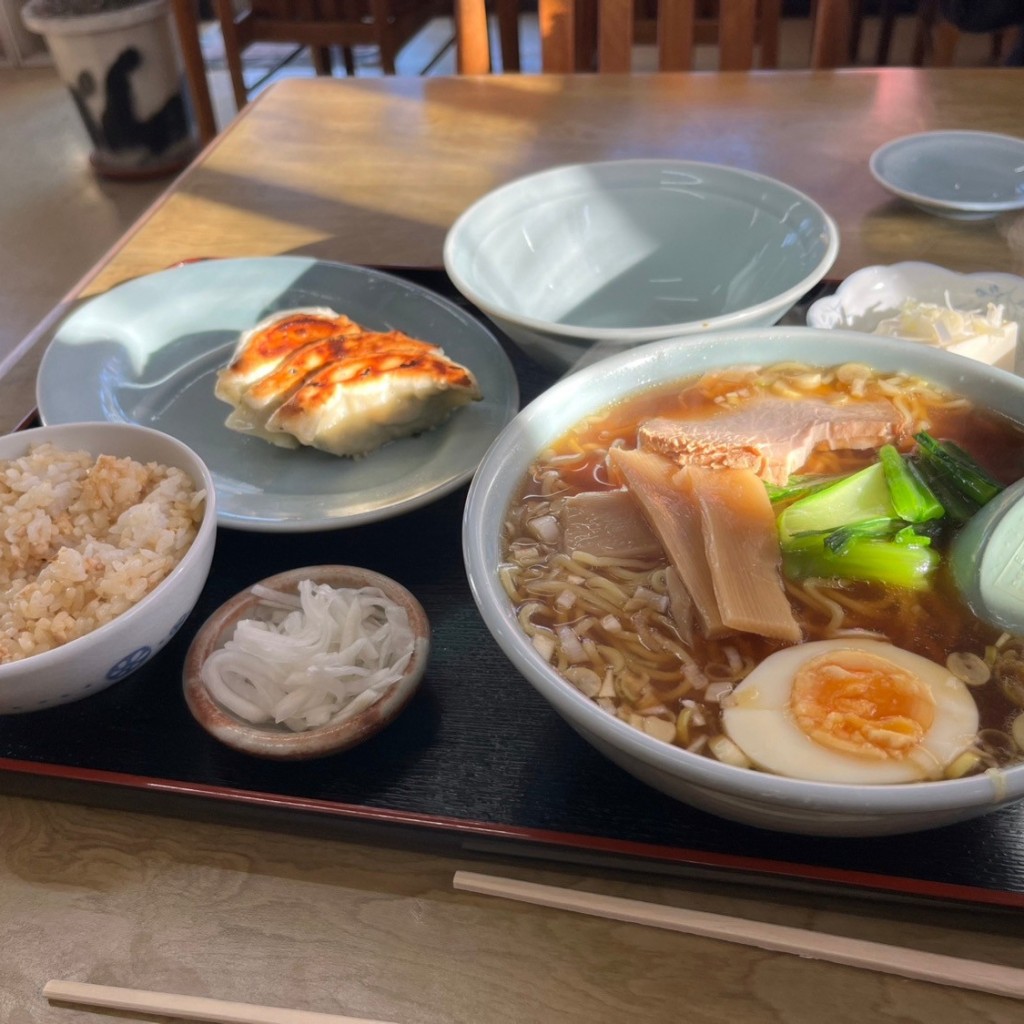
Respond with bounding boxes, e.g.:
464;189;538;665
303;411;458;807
222;331;374;448
214;308;362;406
263;330;482;457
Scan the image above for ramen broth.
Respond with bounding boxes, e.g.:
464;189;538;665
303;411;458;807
500;363;1024;780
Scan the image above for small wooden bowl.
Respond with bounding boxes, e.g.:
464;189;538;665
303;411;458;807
183;566;430;760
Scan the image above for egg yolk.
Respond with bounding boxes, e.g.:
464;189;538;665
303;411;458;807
790;650;936;760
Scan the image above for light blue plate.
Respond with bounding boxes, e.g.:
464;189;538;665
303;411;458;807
869;130;1024;221
37;257;519;532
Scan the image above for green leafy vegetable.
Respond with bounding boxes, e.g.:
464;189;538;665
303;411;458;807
894;524;933;547
763;475;845;504
914;432;1004;506
821;517;908;555
913;454;980;525
879;444;944;523
777;463;894;542
773;434;1002;592
781;533;940;590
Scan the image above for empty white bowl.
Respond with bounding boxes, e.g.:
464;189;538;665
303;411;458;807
444;159;839;371
462;327;1024;837
0;422;216;714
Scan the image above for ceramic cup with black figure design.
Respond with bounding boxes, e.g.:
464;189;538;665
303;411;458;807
22;0;198;178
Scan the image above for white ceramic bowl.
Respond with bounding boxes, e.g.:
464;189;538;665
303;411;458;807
806;261;1024;374
444;159;839;371
462;327;1024;837
0;422;216;714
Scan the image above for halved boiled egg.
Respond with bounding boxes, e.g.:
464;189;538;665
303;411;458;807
720;638;979;783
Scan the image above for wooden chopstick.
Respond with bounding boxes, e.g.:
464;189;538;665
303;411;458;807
453;871;1024;1001
42;981;401;1024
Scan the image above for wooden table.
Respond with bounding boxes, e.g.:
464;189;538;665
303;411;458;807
3;69;1024;1023
67;68;1024;287
3;66;1023;434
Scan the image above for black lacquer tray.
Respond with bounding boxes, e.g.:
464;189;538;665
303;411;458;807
3;271;1022;911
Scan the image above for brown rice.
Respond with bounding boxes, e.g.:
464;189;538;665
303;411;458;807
1;442;205;664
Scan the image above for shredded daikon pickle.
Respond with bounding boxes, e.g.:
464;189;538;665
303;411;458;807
873;296;1015;347
201;580;418;732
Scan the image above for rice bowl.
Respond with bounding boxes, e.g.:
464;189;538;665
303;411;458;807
0;422;217;714
2;443;204;663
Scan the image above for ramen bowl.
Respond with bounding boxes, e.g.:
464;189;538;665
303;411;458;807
0;422;216;714
443;159;839;372
463;326;1024;837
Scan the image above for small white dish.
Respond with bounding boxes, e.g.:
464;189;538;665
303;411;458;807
183;565;430;760
37;257;519;532
869;131;1024;221
806;261;1024;373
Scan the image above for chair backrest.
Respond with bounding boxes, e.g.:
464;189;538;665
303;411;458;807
215;0;439;110
807;0;844;67
455;0;779;74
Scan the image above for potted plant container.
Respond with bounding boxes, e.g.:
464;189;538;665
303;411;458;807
22;0;198;178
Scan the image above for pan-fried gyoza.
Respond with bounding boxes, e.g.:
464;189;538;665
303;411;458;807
215;308;482;457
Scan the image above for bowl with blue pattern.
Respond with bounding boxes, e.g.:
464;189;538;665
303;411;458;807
0;421;216;713
807;262;1024;374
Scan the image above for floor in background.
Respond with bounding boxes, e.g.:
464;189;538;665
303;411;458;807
0;14;1009;368
0;66;169;377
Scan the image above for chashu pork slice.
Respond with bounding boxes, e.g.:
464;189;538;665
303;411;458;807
214;307;362;406
263;331;482;457
638;396;907;485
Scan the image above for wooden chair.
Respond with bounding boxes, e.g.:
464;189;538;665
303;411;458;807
906;0;1017;67
214;0;442;110
455;0;784;74
634;0;784;69
807;0;854;68
848;0;1016;66
171;0;219;145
